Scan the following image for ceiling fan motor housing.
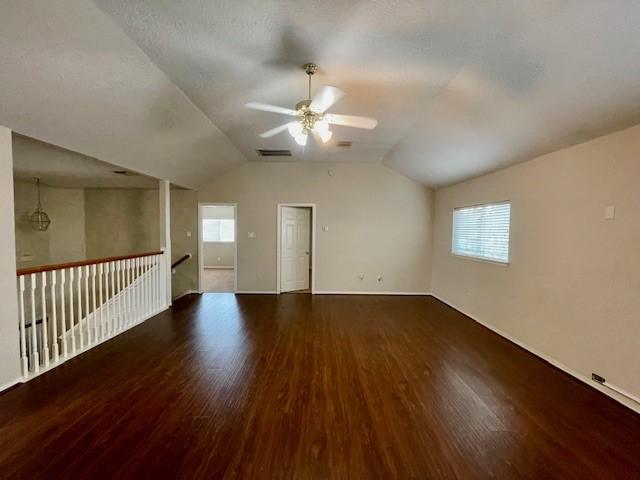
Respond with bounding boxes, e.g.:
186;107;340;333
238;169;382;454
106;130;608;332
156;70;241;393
303;63;318;75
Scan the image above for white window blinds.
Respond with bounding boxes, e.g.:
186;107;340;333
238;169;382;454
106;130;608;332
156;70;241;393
202;219;235;242
452;202;511;263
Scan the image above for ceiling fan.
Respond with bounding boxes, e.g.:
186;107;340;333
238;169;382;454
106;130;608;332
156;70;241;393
245;63;378;146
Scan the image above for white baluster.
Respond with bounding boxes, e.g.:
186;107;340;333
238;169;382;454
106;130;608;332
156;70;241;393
115;260;122;332
84;265;90;347
135;257;141;322
51;270;59;363
127;258;132;327
76;266;83;351
40;272;49;368
91;264;97;344
144;256;150;317
152;255;158;312
110;261;116;332
98;262;104;340
18;276;28;377
60;269;68;358
141;257;146;318
29;273;39;372
68;268;76;354
158;254;162;310
122;259;127;327
105;262;112;336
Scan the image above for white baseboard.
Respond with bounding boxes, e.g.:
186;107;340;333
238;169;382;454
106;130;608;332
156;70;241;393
0;376;24;394
235;291;277;294
429;293;640;415
172;290;200;301
315;291;431;296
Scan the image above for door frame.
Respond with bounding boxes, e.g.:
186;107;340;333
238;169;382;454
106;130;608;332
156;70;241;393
198;202;238;294
276;203;316;294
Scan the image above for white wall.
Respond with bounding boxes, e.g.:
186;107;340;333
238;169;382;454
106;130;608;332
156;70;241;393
0;126;22;388
431;124;640;412
198;162;433;293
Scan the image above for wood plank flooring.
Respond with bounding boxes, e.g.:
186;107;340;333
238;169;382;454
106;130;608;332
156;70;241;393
0;293;639;479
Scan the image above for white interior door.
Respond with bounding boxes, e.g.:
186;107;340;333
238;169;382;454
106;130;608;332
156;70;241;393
280;206;310;293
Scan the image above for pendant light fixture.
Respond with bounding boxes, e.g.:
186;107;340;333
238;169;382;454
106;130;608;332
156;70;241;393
30;177;51;231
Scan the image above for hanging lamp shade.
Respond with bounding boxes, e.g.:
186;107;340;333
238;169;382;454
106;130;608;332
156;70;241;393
30;178;51;231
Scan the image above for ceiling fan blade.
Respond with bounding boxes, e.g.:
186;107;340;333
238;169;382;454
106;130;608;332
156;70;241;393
325;113;378;129
245;102;297;116
259;122;295;138
309;86;345;113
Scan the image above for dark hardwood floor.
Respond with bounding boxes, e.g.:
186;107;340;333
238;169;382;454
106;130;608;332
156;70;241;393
0;294;639;479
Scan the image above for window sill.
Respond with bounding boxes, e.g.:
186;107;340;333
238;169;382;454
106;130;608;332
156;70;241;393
450;253;510;267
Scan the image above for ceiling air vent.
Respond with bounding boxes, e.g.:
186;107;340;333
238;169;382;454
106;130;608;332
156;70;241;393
256;149;292;157
113;170;139;176
336;141;352;148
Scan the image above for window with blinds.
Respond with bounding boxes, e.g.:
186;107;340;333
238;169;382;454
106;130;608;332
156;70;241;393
202;219;235;242
452;201;511;263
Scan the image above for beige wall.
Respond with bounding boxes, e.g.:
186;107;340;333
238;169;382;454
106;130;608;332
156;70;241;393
170;190;199;299
431;124;640;411
84;189;159;258
14;180;86;268
203;243;234;268
14;183;160;267
0;126;21;387
198;162;433;293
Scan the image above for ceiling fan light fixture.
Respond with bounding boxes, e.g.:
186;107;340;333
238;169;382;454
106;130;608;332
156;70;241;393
294;131;308;146
30;177;51;231
247;63;377;144
288;122;303;137
314;119;332;143
317;128;332;144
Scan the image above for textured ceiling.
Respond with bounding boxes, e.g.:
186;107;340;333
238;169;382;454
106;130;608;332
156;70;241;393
0;0;244;189
13;134;160;189
92;0;640;187
2;1;640;188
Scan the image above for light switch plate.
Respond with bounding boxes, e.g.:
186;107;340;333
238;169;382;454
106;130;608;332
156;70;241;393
604;206;615;220
186;231;191;237
248;231;256;238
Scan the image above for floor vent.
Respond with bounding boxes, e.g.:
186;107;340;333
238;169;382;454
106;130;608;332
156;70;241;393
256;149;292;157
337;140;352;148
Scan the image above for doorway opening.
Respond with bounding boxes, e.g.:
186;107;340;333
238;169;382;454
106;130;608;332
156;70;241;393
277;203;316;294
198;203;237;293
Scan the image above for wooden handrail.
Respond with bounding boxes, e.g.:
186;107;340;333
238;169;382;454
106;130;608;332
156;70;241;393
16;250;164;276
171;253;192;269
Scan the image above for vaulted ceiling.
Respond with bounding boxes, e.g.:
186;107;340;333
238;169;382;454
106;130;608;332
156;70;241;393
1;1;639;188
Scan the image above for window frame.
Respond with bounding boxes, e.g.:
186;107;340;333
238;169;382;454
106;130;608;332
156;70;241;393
202;218;235;243
451;200;511;266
